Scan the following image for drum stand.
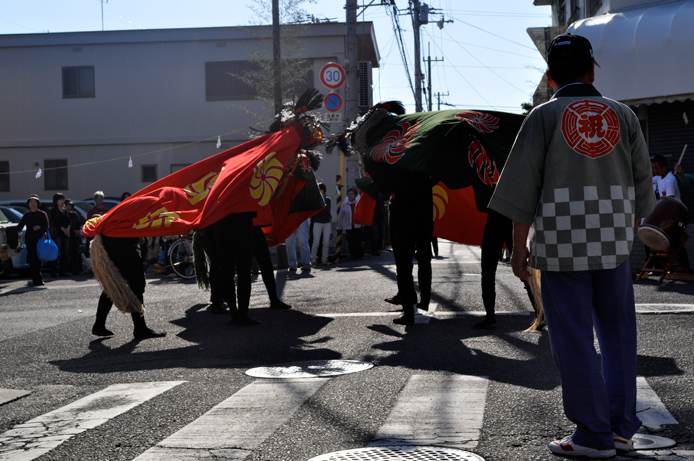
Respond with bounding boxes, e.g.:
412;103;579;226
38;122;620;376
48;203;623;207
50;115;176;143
637;234;689;282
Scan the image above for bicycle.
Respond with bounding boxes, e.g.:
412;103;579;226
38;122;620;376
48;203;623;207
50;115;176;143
166;234;195;279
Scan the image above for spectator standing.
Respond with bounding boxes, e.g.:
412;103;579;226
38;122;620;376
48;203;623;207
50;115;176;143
336;188;363;260
286;218;311;272
87;191;109;219
48;193;70;277
65;199;82;275
489;34;655;458
16;194;49;287
310;183;332;265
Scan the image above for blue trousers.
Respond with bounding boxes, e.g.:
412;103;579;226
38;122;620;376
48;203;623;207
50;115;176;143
541;260;641;450
286;219;311;267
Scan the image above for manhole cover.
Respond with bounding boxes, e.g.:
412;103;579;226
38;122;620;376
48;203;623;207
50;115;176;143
635;304;694;314
633;434;677;450
246;360;374;378
307;446;484;461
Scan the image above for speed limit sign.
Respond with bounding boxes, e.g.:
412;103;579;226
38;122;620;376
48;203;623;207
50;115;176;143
319;62;346;90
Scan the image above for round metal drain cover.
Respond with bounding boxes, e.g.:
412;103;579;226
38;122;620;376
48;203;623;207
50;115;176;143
246;360;374;378
633;433;677;450
635;304;694;314
307;446;484;461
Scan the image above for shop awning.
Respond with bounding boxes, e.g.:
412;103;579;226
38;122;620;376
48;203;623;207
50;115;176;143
568;1;694;106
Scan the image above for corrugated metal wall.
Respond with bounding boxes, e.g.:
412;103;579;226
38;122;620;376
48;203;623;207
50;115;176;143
631;100;694;272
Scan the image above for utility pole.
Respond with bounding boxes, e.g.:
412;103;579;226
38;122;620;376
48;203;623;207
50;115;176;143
344;0;359;188
101;0;106;31
411;0;425;112
426;43;443;112
435;91;449;111
272;0;288;269
272;0;282;114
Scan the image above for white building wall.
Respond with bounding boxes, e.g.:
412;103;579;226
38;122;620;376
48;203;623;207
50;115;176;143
0;24;377;205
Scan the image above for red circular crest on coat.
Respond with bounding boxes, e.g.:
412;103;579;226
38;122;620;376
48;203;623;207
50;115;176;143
561;100;620;159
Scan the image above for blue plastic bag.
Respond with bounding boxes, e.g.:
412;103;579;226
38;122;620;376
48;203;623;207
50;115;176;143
37;232;59;262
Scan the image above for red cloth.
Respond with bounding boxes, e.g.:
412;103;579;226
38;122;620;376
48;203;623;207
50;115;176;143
353;192;377;226
351;184;488;246
258;174;323;247
433;185;487;246
83;123;307;238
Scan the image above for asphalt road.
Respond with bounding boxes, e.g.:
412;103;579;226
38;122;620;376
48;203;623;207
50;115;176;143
0;240;693;461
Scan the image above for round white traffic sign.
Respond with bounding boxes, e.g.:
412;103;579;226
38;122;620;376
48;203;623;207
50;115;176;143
320;62;345;90
324;92;343;112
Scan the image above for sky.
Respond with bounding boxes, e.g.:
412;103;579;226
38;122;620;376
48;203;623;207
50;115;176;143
0;0;553;114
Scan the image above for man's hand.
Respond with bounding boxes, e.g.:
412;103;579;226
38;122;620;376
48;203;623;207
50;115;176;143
32;225;41;231
674;164;683;174
511;221;532;280
511;246;532;280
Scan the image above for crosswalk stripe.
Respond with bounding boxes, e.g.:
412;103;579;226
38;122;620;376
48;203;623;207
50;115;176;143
0;381;184;461
0;377;681;460
370;375;489;450
133;378;330;460
637;376;679;430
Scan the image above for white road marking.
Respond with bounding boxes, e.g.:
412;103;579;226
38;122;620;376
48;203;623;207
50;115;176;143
0;381;184;461
314;310;530;319
637;376;679;430
414;303;438;324
635;304;694;314
0;389;31;406
370;375;489;450
133;378;329;460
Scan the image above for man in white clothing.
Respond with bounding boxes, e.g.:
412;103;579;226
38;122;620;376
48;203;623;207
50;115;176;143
651;154;681;201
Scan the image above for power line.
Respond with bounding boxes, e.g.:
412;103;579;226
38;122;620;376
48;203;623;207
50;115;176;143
5;131;237;177
423;31;495;110
443;10;550;18
429;34;544;59
446;14;538;51
0;15;47;33
386;2;417;104
440;28;532;97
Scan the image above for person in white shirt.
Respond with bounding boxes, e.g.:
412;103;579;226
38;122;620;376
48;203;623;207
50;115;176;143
651;154;681;201
649;154;690;272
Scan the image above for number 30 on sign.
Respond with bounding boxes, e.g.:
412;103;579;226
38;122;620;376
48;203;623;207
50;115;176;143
320;62;346;90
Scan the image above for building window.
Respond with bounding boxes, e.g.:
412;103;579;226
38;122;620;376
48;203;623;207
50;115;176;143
44;159;68;190
205;60;314;101
142;165;157;183
0;161;9;192
62;66;95;98
206;61;259;101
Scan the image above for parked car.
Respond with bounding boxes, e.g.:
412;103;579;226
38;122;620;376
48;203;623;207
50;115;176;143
0;199;88;226
0;206;23;224
0;209;24;278
0;200;89;277
74;199;121;216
